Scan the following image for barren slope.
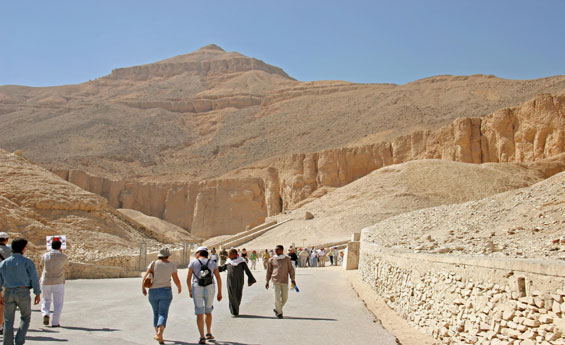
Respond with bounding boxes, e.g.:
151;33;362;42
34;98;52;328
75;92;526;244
363;168;565;259
243;157;565;249
117;208;200;244
1;45;564;181
0;149;164;263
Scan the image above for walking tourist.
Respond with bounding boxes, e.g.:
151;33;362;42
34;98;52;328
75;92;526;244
218;249;256;316
318;248;326;267
142;247;182;344
219;247;228;266
210;248;217;264
328;247;335;266
288;248;298;268
262;249;270;270
241;248;248;262
40;239;68;328
265;245;296;319
299;248;309;268
0;238;41;345
310;247;318;267
188;247;222;345
0;232;11;335
250;250;257;270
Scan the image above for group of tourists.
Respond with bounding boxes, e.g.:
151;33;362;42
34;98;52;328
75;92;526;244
0;233;69;345
293;247;342;268
0;233;336;345
142;244;295;344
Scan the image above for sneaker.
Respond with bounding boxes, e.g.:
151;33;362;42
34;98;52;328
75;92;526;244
52;324;61;328
43;315;50;326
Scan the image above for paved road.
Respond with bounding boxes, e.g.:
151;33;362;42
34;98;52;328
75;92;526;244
14;266;396;345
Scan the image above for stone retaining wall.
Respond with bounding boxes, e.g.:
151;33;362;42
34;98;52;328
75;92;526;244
359;239;565;345
64;247;191;279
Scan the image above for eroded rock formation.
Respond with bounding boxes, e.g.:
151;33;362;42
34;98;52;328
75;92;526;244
55;94;564;239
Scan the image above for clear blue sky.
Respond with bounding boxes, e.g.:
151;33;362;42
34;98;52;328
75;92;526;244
1;0;564;87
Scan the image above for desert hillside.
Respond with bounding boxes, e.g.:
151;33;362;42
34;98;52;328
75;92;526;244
2;45;564;242
49;94;565;239
1;45;564;182
0;149;171;264
242;157;565;249
363;168;565;260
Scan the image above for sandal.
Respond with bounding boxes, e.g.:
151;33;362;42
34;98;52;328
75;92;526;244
199;337;206;344
206;333;215;340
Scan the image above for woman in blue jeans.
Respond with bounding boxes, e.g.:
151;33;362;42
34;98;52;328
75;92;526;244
188;247;222;345
142;248;182;344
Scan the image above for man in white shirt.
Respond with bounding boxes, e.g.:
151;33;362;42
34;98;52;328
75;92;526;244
317;248;326;267
40;239;68;327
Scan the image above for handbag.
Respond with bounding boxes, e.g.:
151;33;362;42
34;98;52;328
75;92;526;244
143;261;156;288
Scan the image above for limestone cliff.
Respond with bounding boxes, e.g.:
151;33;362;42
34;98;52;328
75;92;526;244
54;94;564;239
53;170;268;239
235;93;564;212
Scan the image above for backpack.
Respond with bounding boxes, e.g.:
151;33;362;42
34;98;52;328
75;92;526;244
197;259;214;287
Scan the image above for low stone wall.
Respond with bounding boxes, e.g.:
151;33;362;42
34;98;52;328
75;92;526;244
66;247;191;279
359;239;565;345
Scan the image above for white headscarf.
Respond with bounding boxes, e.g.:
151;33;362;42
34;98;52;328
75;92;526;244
226;256;246;266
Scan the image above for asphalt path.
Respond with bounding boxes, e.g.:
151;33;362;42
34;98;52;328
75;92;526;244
11;266;396;345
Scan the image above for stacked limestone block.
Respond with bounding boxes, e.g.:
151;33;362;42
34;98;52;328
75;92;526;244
359;247;565;345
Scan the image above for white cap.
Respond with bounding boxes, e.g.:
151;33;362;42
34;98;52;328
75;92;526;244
196;246;208;252
0;232;8;239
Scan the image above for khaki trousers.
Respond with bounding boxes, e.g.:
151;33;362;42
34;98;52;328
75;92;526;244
273;283;288;315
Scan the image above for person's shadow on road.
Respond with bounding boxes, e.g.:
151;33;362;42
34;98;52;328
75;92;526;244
25;336;68;342
236;314;336;321
61;326;119;332
168;341;261;345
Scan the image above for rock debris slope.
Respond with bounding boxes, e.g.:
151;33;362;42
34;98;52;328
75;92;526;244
364;168;565;260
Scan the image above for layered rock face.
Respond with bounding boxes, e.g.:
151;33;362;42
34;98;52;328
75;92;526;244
53;170;268;238
235;93;565;212
106;44;291;81
55;94;565;238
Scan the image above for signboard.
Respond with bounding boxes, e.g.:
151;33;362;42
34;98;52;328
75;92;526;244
46;235;67;250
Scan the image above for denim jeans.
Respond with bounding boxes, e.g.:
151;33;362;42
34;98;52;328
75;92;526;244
3;288;32;345
148;287;172;327
192;283;215;315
